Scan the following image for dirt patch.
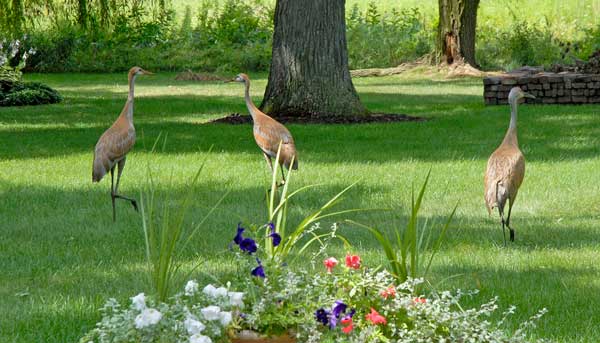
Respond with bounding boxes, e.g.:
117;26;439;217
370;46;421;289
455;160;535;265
209;113;426;125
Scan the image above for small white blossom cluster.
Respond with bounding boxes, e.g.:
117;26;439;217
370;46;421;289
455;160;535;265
80;281;244;343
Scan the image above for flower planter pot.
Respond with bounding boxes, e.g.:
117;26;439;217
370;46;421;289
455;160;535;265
231;330;296;343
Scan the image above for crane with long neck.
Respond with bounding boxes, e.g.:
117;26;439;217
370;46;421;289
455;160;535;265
484;87;535;245
228;73;298;186
92;66;152;221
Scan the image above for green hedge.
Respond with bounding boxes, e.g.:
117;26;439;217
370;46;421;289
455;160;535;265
0;82;62;106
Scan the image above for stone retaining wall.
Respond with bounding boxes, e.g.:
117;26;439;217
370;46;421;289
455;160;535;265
483;72;600;105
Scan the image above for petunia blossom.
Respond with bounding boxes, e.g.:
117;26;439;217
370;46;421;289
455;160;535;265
315;308;330;326
213;287;228;298
240;238;258;254
341;317;353;334
365;308;387;325
233;223;245;245
134;308;162;329
184;317;205;335
130;293;146;311
323;257;338;273
345;254;361;269
189;334;212;343
219;311;233;326
184;280;199;296
200;306;221;321
202;284;217;297
251;258;265;278
228;291;245;308
331;300;347;319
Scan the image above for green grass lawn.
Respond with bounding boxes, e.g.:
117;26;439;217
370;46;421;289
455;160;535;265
2;71;600;342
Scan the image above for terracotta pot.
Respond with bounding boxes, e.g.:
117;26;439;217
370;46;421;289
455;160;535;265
231;330;296;343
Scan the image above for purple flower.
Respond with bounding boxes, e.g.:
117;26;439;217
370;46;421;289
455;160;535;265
233;223;245;245
268;224;282;247
315;308;330;326
343;309;356;321
240;238;257;254
251;258;265;278
331;300;347;319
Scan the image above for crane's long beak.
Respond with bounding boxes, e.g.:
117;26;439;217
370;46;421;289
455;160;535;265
224;79;236;83
524;93;535;99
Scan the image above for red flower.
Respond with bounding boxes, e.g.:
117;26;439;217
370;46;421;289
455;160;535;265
345;254;361;269
413;297;427;304
365;308;387;325
323;257;338;273
341;317;353;334
380;286;396;299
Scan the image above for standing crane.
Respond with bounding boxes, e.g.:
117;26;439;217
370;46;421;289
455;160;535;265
228;73;298;185
92;66;152;221
484;87;535;245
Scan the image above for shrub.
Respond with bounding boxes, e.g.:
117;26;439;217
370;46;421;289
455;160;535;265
0;82;62;106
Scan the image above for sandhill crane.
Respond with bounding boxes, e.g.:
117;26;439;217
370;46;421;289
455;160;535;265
228;73;298;185
484;87;535;245
92;66;152;221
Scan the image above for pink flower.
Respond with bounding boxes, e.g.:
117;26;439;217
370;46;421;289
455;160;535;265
380;286;396;299
323;257;339;273
413;297;427;304
345;254;361;269
341;317;353;334
365;308;387;325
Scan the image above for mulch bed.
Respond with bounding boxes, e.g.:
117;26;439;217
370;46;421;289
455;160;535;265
209;113;426;125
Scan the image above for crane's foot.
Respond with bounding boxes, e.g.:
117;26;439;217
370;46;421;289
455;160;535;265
509;228;515;242
130;199;139;212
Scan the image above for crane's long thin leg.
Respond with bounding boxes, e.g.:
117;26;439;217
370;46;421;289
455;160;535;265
113;158;138;212
111;166;116;222
263;152;274;172
278;164;286;187
506;200;515;242
499;207;507;247
496;182;507;247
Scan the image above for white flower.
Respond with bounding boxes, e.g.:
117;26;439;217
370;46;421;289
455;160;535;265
214;287;228;298
219;311;232;326
185;280;199;296
228;291;244;308
200;305;221;320
134;308;162;329
189;334;212;343
130;293;146;311
202;284;217;297
184;317;205;335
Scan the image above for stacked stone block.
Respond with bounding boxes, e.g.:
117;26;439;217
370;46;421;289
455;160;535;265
483;72;600;105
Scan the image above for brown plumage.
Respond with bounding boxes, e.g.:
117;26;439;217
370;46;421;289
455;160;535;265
229;73;298;184
92;66;152;221
484;87;534;244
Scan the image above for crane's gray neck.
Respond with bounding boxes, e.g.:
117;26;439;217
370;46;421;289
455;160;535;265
125;73;137;121
509;99;518;130
244;80;258;119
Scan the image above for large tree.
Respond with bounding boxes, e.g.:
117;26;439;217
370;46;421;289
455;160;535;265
260;0;366;117
437;0;480;67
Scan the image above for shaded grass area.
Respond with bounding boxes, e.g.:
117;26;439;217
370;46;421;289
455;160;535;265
1;71;600;342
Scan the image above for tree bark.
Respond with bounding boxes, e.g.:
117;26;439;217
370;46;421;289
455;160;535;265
260;0;366;117
437;0;480;67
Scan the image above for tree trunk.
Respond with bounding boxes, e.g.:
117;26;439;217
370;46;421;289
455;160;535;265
77;0;88;29
10;0;24;34
260;0;366;117
437;0;480;67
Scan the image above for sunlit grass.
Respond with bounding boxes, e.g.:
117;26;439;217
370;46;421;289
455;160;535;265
1;71;600;342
